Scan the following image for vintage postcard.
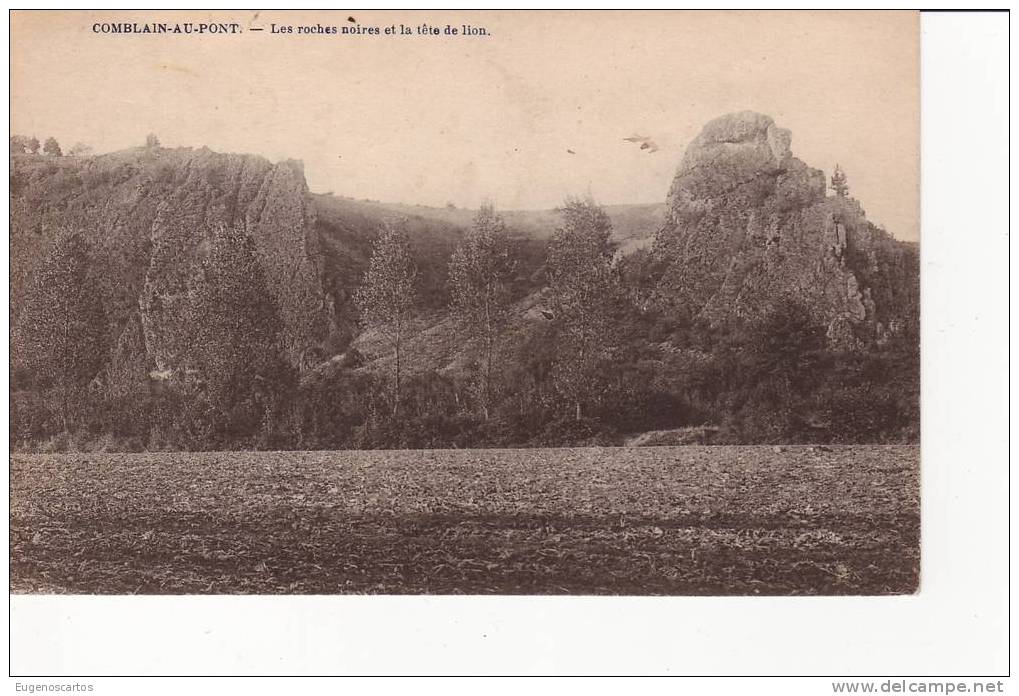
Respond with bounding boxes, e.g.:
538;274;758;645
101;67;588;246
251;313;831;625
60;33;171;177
10;10;920;599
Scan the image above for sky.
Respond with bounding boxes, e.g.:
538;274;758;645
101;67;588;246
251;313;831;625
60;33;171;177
11;10;919;241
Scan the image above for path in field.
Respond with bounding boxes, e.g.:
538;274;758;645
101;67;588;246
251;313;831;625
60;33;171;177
9;446;919;595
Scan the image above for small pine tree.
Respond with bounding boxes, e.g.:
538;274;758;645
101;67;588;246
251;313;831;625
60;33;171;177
26;136;39;154
448;204;516;419
42;137;62;156
830;163;849;197
145;133;161;148
354;221;418;417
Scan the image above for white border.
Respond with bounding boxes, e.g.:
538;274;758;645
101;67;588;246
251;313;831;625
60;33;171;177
4;9;1011;683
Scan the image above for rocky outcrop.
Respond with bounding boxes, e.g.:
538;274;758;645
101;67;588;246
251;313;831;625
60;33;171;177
653;111;918;347
10;147;330;373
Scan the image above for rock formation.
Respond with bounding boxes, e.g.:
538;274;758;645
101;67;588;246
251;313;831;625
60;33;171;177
8;113;920;391
653;111;918;347
9;147;330;374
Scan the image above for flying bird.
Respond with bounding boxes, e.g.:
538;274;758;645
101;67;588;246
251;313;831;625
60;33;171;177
623;134;659;153
566;149;576;155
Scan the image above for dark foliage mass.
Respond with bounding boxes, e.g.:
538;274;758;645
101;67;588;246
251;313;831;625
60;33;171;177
9;137;919;452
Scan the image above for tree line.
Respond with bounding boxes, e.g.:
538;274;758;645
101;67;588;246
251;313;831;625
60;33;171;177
10;133;161;158
10;198;920;452
11;135;64;156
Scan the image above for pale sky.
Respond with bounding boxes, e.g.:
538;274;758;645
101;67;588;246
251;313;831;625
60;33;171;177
11;10;919;241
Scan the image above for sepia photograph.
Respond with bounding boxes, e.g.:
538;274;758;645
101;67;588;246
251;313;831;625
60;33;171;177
7;10;924;601
8;5;1013;685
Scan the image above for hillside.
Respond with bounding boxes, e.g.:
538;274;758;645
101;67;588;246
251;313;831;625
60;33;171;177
311;195;664;242
340;113;920;377
9;112;920;450
9;145;666;374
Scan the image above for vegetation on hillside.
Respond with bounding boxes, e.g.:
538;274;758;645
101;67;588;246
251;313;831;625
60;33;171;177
448;204;516;421
8;145;920;452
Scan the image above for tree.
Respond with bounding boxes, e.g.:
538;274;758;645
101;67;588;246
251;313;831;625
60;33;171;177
727;300;829;441
42;137;62;156
9;135;39;155
190;225;292;442
739;301;827;384
546;198;618;420
145;133;161;148
101;312;153;439
67;142;93;156
354;221;418;417
14;229;106;429
830;163;849;197
448;204;516;419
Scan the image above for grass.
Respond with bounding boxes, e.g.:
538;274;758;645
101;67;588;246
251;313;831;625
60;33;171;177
9;445;918;595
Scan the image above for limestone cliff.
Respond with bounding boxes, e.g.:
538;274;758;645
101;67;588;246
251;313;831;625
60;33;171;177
653;111;918;347
10;147;330;373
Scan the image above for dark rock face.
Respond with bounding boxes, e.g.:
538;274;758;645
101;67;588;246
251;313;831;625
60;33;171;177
10;147;329;373
654;111;918;347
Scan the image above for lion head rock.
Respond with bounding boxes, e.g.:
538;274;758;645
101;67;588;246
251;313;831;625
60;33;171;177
651;111;918;348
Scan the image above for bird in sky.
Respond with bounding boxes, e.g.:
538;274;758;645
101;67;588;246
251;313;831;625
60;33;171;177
623;134;659;153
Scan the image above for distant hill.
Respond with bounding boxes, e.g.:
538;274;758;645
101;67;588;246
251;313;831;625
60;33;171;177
310;194;665;243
